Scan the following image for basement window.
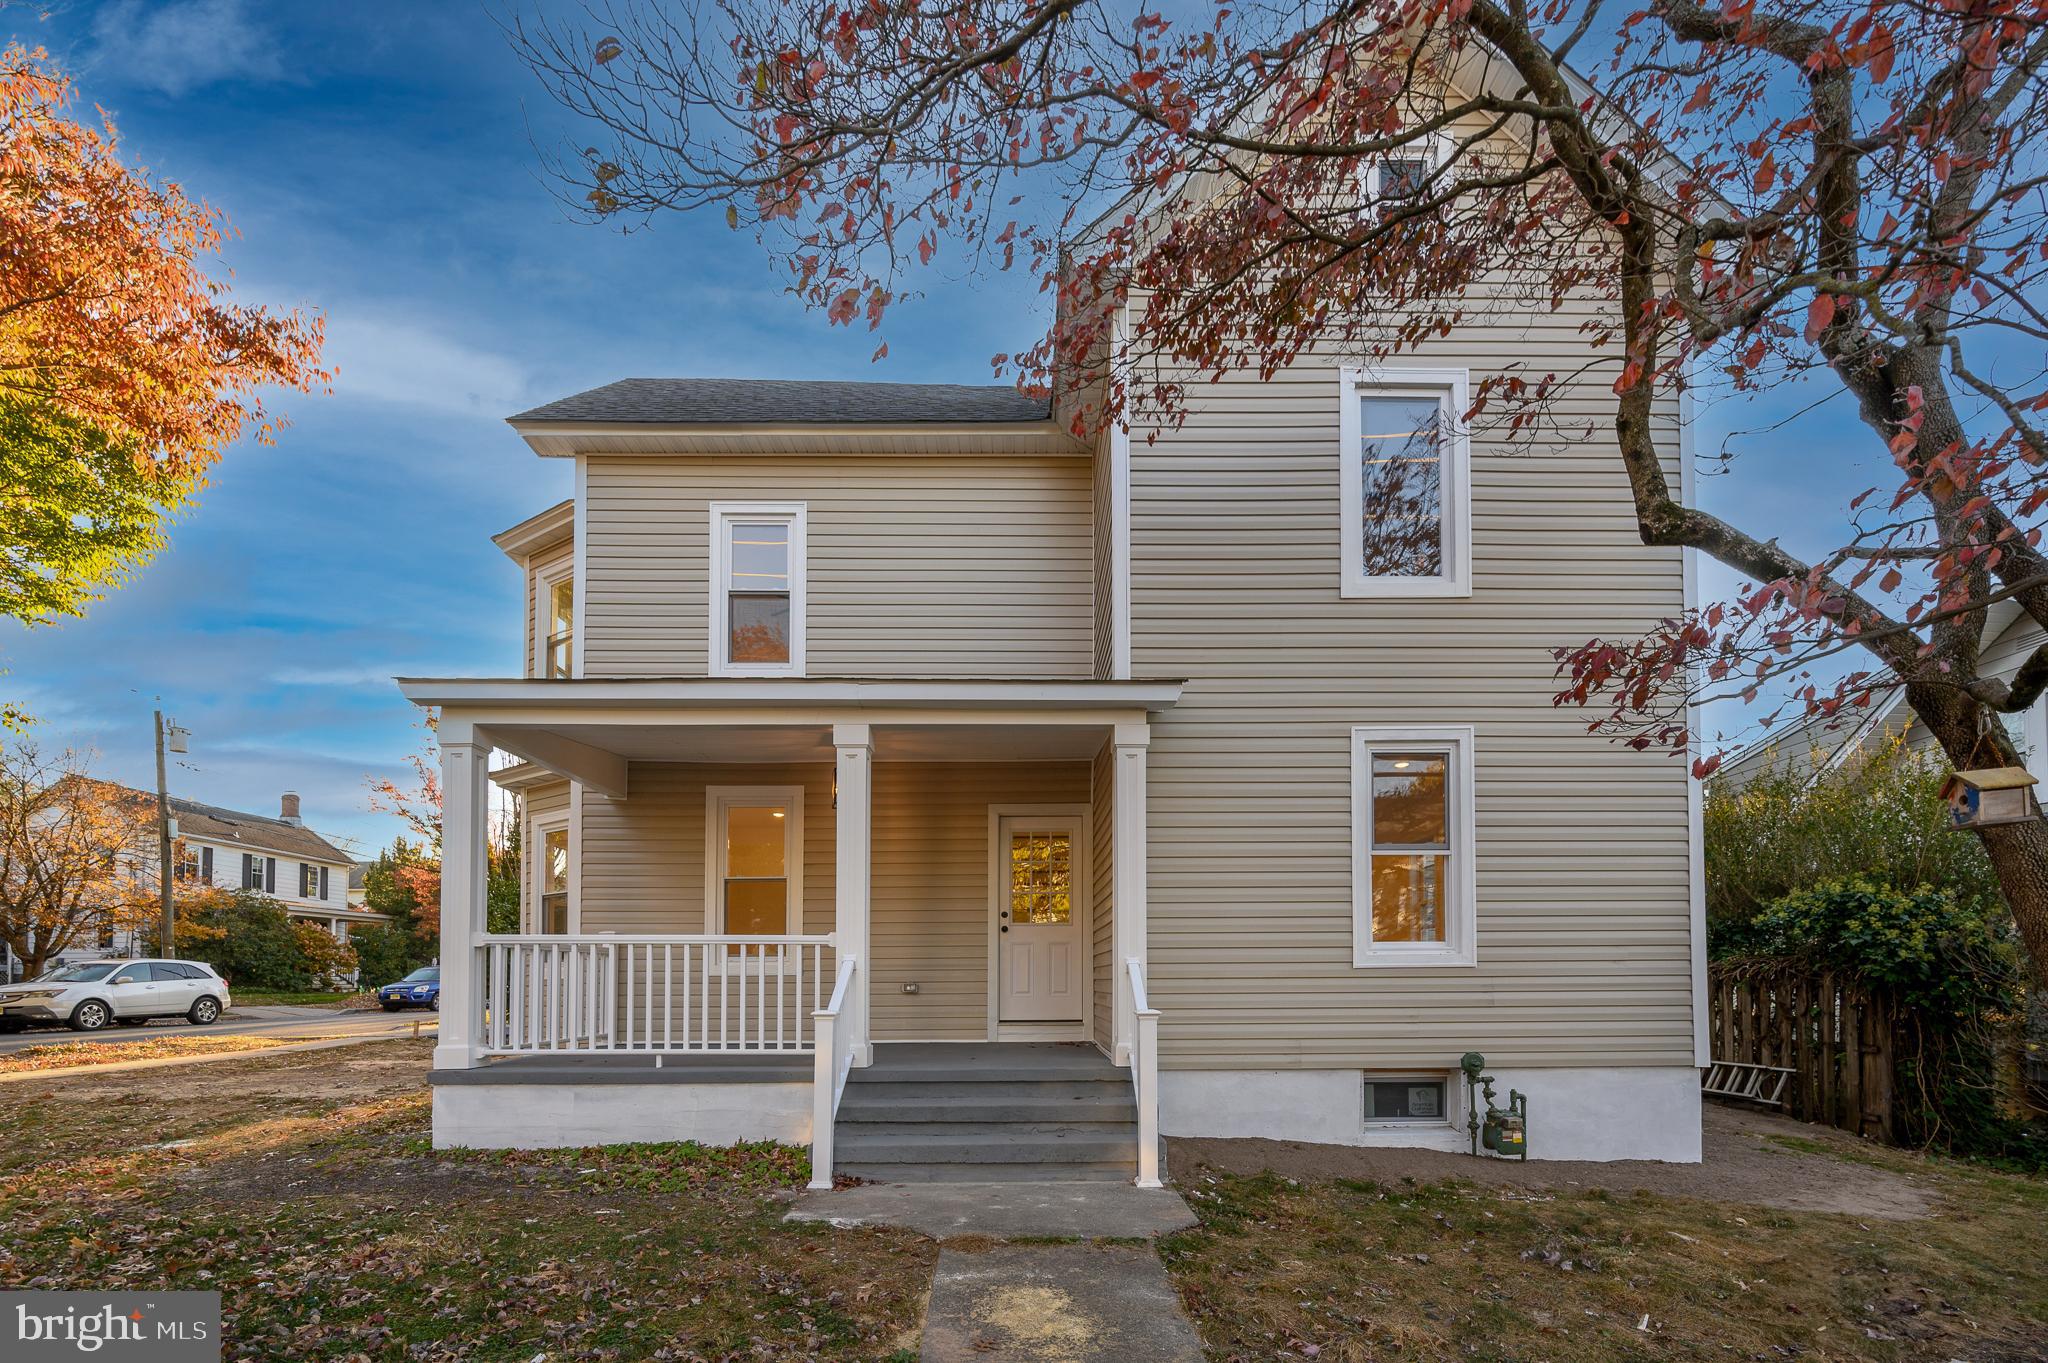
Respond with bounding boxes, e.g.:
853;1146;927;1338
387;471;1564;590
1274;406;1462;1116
1363;1074;1452;1126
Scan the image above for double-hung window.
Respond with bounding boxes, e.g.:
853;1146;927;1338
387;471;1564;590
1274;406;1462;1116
709;503;806;676
1339;368;1472;598
543;575;574;679
538;821;570;933
1352;726;1476;967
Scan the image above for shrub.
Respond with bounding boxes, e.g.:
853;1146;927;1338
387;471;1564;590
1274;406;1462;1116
1733;878;2031;1159
171;890;312;989
347;919;435;989
1704;735;2004;951
291;921;358;990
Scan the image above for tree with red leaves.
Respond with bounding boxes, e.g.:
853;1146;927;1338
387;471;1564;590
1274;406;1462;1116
509;0;2048;984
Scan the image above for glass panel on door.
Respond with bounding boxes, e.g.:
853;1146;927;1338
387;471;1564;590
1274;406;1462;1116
724;804;789;941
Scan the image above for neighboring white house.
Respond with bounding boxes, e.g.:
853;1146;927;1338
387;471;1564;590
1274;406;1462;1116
61;790;390;968
1714;600;2048;789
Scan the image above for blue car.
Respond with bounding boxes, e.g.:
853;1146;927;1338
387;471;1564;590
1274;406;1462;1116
377;966;440;1011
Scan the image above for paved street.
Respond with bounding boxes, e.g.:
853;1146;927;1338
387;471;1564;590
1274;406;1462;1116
0;1004;436;1055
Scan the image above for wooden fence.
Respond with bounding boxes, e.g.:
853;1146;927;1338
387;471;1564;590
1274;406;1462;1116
1706;963;1900;1142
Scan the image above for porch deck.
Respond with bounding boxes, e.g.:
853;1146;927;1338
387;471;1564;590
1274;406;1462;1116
429;1053;811;1085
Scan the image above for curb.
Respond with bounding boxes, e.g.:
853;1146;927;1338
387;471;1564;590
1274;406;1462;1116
0;1025;437;1084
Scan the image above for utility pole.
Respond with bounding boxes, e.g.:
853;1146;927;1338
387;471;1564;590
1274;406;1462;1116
155;710;173;958
153;710;188;958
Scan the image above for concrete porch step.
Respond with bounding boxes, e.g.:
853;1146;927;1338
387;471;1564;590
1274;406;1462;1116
838;1083;1135;1123
836;1124;1139;1165
839;1160;1135;1183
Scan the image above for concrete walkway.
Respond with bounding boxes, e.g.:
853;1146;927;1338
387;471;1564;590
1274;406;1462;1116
921;1242;1204;1363
790;1181;1205;1361
785;1180;1197;1239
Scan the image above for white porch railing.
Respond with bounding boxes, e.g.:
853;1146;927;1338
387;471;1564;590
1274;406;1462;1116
1127;956;1162;1188
807;953;860;1190
475;935;835;1055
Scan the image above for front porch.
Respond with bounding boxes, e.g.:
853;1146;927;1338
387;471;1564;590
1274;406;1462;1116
402;678;1177;1186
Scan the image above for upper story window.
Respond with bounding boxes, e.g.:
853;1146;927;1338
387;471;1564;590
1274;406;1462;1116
1338;368;1472;599
1364;134;1447;214
710;503;807;676
299;862;329;901
544;576;574;679
1351;725;1477;968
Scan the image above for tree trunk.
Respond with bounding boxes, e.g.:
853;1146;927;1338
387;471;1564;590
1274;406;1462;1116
1910;685;2048;993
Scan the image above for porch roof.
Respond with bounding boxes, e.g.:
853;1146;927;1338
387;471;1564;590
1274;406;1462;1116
399;676;1182;797
397;676;1182;711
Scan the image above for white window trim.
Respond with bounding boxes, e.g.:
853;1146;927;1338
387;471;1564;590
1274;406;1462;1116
1351;724;1478;968
703;785;806;942
535;558;575;679
531;807;572;934
708;501;807;677
1338;367;1473;599
1361;1070;1461;1129
1362;134;1451;206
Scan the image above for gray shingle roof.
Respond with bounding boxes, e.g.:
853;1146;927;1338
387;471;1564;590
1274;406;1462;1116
510;378;1051;426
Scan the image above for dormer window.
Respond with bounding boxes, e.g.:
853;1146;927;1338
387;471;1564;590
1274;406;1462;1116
710;503;807;676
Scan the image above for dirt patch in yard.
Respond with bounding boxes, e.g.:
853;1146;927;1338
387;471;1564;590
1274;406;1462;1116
1167;1103;1938;1220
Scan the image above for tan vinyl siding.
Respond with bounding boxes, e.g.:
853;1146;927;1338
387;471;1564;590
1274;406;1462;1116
1092;429;1116;678
870;760;1091;1041
581;455;1095;677
521;778;571;932
1132;332;1695;1071
524;539;573;679
577;763;836;935
1090;739;1116;1049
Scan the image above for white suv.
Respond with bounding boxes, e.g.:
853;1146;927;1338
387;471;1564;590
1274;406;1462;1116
0;959;233;1033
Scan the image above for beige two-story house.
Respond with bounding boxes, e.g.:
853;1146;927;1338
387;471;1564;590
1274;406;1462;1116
403;317;1703;1182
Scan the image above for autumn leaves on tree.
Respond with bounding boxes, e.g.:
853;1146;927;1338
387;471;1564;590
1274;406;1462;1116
0;44;326;629
510;0;2048;984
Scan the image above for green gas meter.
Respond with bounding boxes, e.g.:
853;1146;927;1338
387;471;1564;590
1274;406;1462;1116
1460;1052;1529;1160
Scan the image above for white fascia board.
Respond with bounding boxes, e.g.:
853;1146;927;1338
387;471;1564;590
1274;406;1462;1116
398;678;1184;712
491;499;574;561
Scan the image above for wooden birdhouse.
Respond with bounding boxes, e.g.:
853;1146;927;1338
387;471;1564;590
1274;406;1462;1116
1940;766;2042;830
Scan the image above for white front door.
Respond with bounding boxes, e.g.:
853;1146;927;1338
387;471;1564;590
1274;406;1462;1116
995;815;1085;1024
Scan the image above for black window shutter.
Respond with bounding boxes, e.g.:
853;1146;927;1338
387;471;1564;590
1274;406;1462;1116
201;847;213;881
264;857;275;893
242;853;254;889
320;866;330;900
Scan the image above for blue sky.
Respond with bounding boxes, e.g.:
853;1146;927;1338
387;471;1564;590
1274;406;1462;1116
3;0;1043;855
3;0;1881;855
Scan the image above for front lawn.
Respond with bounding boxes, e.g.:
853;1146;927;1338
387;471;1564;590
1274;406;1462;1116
0;1034;303;1074
1161;1136;2048;1362
0;1040;932;1361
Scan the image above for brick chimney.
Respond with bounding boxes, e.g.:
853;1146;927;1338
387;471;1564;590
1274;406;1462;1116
280;792;302;826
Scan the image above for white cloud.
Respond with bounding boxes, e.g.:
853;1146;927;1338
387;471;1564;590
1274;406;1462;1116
323;311;534;417
91;0;287;97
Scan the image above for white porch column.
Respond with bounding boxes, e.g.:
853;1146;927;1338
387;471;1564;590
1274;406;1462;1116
833;722;873;1067
433;728;492;1071
1112;721;1150;1066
